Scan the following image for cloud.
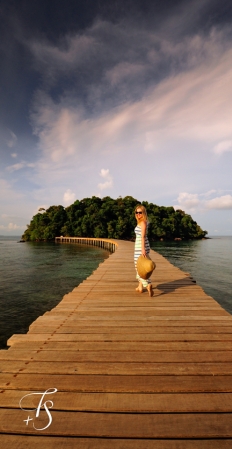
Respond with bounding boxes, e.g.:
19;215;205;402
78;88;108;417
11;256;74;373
213;140;232;155
0;223;24;230
0;178;21;201
5;129;17;148
28;24;232;177
29;17;232;114
33;205;49;215
31;93;87;165
63;189;76;206
8;222;23;230
98;168;113;191
105;62;145;87
199;189;217;198
0;127;18;152
206;195;232;210
1;2;232;238
174;191;232;213
0;206;31;234
22;21;232;220
6;162;25;172
174;192;200;212
2;10;232;234
6;161;35;172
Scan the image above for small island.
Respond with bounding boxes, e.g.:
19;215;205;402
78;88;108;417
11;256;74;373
22;195;207;241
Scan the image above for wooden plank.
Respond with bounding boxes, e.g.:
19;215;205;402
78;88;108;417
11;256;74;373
0;435;231;449
52;306;223;311
2;349;232;363
42;313;228;318
30;316;232;325
27;323;232;332
5;340;232;351
26;324;232;333
1;373;232;393
1;360;232;375
1;409;232;438
7;332;232;347
2;390;232;412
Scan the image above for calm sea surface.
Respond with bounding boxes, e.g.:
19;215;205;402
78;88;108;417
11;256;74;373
0;235;231;349
151;236;232;316
0;237;109;349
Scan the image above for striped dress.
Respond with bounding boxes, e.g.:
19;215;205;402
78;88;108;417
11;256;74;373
134;222;151;287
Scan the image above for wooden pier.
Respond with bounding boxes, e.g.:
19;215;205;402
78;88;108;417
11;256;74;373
1;238;232;448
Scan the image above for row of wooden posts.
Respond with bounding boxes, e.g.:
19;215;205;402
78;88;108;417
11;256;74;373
55;236;117;252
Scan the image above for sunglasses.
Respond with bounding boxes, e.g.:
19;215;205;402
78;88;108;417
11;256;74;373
135;211;143;215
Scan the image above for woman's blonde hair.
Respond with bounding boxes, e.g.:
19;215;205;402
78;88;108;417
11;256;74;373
134;204;148;222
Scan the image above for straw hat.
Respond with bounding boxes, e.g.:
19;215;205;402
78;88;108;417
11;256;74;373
137;255;156;280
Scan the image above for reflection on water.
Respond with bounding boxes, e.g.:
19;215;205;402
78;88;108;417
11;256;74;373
0;238;109;349
151;237;232;315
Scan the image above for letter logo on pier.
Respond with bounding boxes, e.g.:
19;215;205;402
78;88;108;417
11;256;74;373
19;388;58;431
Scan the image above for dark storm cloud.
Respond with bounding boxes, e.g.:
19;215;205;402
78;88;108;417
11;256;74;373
1;0;231;121
0;2;39;144
27;15;231;122
1;0;186;41
1;0;232;45
0;0;231;153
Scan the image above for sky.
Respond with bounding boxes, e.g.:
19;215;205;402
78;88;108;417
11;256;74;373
0;0;232;236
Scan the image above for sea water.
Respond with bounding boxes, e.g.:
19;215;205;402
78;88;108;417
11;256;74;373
151;236;232;315
0;236;109;349
0;235;231;349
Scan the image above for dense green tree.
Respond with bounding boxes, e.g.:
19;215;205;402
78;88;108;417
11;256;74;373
22;196;208;241
23;205;67;241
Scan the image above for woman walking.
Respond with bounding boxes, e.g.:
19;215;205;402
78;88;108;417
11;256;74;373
134;205;154;297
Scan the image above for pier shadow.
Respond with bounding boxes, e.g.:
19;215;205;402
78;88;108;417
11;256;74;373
154;276;196;297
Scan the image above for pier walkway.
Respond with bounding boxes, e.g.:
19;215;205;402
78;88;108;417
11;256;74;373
1;238;232;448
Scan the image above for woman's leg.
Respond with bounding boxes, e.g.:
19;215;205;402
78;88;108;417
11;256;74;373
135;263;143;292
147;282;154;297
135;273;153;296
134;251;153;293
134;255;143;292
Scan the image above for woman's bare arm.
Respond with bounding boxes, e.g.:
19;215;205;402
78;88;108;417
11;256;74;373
140;220;147;257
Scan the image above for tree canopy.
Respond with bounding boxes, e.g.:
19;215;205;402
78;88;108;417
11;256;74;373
22;196;208;241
